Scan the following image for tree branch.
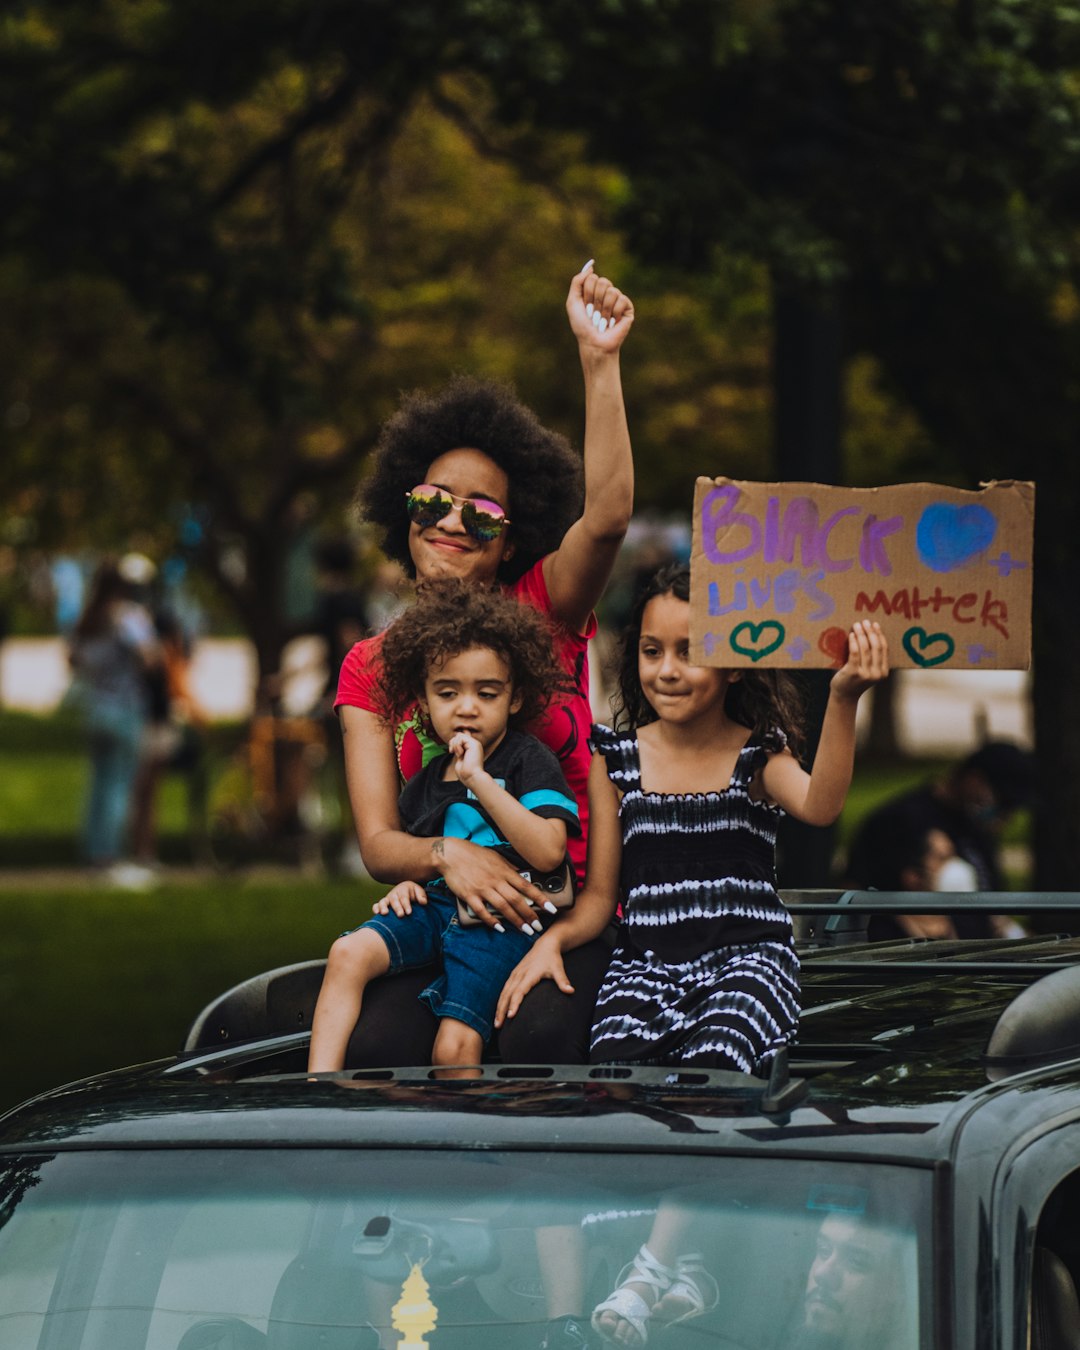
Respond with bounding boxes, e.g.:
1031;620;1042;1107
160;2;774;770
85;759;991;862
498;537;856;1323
429;83;573;206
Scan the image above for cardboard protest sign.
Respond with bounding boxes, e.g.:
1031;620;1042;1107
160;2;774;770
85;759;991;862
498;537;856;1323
690;479;1034;670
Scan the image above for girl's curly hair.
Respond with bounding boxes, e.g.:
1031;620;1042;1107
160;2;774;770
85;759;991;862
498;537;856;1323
378;578;571;729
358;376;584;584
611;562;807;758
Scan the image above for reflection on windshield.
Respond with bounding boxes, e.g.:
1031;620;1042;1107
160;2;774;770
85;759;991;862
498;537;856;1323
0;1151;926;1349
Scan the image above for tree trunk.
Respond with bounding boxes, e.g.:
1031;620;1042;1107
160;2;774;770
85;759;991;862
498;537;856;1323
773;288;845;482
1032;486;1080;927
771;284;846;888
243;524;292;710
863;673;901;760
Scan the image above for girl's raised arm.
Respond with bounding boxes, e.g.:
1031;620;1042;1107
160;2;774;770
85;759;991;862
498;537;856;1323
763;621;890;827
542;263;635;635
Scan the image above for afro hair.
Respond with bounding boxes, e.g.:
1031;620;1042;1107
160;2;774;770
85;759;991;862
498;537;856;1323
359;375;584;584
377;579;572;730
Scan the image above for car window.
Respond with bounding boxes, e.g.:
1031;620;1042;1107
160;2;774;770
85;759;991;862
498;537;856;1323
0;1149;930;1350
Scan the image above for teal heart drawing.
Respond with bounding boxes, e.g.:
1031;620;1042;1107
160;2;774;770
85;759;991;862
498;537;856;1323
916;502;997;573
903;627;956;668
730;621;785;662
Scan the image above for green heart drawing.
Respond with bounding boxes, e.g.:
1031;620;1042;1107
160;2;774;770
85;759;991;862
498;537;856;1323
729;620;785;662
902;627;956;668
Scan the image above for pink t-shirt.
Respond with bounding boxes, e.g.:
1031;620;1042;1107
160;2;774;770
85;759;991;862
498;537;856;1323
335;558;595;882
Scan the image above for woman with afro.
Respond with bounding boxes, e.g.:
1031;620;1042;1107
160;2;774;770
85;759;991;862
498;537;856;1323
333;262;635;1072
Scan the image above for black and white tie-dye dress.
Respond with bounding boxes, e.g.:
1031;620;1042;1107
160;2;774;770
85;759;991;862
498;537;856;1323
588;723;801;1074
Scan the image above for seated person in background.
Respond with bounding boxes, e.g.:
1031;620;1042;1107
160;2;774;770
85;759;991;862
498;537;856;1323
847;804;974;941
846;741;1033;940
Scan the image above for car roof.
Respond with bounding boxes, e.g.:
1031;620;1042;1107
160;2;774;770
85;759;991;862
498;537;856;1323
5;921;1080;1170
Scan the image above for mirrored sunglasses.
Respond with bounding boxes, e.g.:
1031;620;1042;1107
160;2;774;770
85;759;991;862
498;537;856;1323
405;485;510;542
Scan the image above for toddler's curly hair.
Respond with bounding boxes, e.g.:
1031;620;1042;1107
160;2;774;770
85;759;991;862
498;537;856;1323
358;376;583;584
612;562;808;758
378;579;571;729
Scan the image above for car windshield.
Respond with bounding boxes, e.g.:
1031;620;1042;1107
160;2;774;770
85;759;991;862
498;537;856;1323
0;1148;930;1349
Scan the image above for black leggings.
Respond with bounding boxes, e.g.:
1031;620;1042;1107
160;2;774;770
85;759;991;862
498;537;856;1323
343;936;613;1068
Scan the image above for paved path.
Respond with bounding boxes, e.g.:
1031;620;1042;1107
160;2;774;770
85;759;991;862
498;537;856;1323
0;636;323;721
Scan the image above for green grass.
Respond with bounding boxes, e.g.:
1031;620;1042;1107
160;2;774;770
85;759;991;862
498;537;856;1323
0;708;285;864
0;874;382;1113
836;756;946;847
0;710;88;855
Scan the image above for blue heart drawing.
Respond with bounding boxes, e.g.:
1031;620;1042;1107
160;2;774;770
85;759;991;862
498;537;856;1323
916;502;997;573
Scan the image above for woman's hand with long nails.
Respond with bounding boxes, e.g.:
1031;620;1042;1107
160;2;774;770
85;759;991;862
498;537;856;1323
437;836;546;935
566;259;635;354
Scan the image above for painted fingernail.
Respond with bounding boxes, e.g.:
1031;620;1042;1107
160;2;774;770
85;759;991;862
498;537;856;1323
582;258;594;273
586;302;594;317
494;923;506;933
592;311;603;329
530;921;544;934
543;901;558;914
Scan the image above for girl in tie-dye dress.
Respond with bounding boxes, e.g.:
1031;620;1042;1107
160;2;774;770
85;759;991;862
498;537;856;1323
586;563;888;1079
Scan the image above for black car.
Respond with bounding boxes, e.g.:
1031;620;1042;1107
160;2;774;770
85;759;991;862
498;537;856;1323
2;893;1080;1350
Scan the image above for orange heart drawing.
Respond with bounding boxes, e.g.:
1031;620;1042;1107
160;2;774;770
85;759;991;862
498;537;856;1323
818;627;849;668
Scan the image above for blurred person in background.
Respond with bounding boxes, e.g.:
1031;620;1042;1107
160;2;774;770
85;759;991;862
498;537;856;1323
309;537;372;716
309;537;373;875
68;554;161;888
362;557;410;634
846;741;1033;940
846;803;978;940
131;608;210;870
49;555;86;635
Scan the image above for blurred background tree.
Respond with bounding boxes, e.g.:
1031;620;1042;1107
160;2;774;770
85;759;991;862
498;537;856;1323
0;4;611;676
2;0;1075;881
465;0;1080;886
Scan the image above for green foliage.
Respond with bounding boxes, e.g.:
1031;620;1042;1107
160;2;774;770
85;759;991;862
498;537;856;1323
2;1;834;651
0;708;247;864
466;0;1080;290
8;0;1080;512
0;8;631;664
555;8;1079;453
